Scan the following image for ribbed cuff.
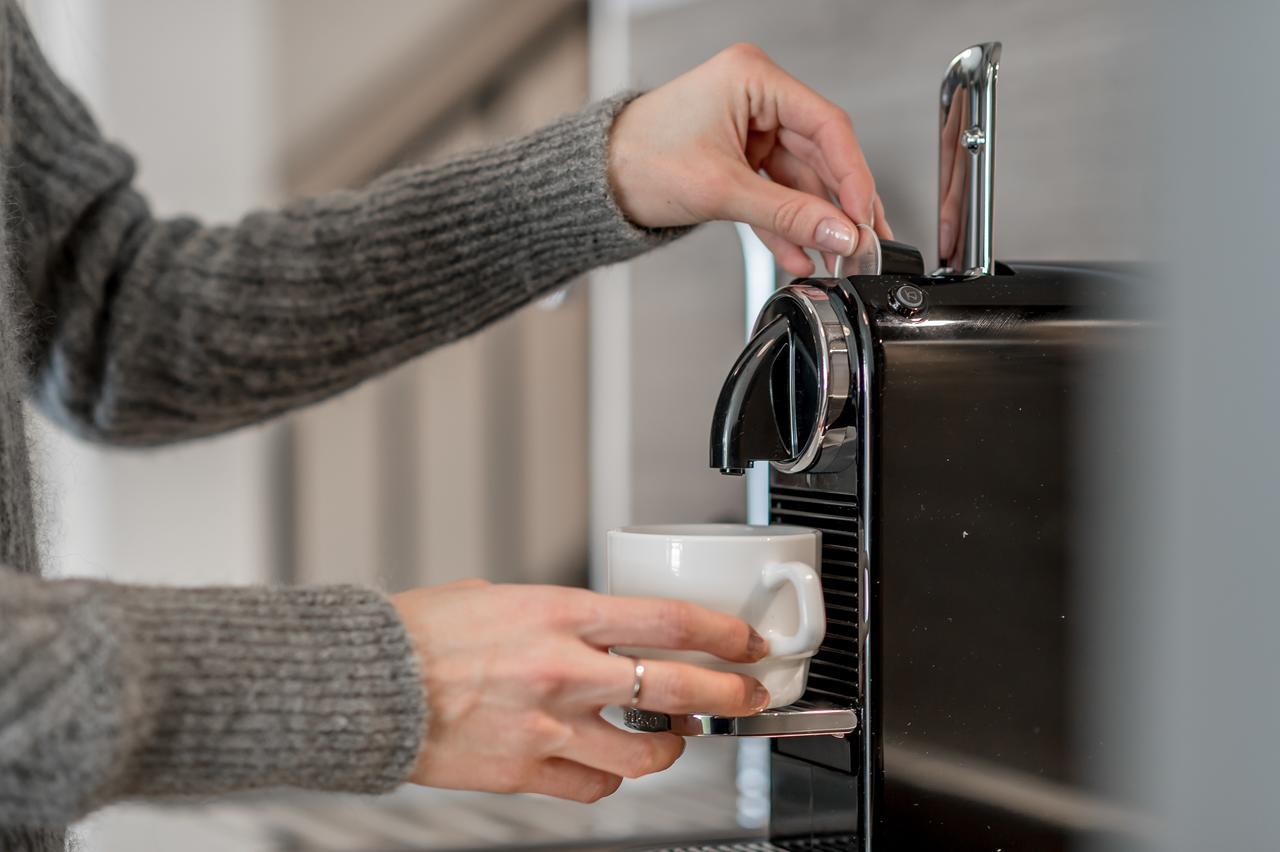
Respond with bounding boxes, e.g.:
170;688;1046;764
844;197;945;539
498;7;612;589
574;90;697;260
93;584;424;805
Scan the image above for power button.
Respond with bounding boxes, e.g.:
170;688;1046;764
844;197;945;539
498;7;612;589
889;284;927;319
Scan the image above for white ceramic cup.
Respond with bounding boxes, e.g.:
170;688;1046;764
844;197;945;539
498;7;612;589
607;523;824;710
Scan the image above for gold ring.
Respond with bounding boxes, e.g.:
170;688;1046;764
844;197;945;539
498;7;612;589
627;656;645;707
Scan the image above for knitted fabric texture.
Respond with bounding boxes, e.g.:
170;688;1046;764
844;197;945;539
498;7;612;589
0;1;681;849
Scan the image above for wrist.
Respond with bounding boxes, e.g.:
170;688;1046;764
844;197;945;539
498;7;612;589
606;95;648;227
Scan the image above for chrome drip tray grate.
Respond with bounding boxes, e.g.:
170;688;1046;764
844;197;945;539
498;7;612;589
624;700;857;737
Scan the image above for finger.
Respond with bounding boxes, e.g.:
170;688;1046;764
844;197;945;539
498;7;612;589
776;128;839;190
615;656;770;716
755;63;877;224
873;194;893;241
556;715;685;779
580;596;768;663
751;225;815;278
524;758;623;804
722;169;858;260
745;126;778;171
762;146;829;201
445;577;491;590
762;148;840;275
774;126;877;235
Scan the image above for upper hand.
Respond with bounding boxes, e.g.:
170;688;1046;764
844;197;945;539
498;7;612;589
390;579;769;803
608;42;892;277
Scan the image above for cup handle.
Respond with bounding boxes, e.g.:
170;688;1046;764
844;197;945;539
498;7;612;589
760;561;826;658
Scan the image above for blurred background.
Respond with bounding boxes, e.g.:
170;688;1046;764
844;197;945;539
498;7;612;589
18;0;1276;851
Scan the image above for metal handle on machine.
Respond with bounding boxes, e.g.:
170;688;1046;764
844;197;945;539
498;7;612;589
937;41;1001;276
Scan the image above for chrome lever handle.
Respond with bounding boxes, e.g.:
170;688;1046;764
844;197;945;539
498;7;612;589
937;41;1001;276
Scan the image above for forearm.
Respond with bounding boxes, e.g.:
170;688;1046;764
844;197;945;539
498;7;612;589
6;0;680;443
0;568;423;828
31;97;666;443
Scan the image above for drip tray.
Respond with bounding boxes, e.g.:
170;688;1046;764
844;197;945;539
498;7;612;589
623;700;857;737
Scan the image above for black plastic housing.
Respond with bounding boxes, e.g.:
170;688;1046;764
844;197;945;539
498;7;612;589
759;262;1145;851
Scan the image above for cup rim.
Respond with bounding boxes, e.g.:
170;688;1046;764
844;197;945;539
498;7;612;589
609;523;817;541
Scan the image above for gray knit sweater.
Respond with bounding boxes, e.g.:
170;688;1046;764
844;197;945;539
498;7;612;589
0;3;677;849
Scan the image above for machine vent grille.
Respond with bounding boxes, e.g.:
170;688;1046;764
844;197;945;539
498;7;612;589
769;485;859;707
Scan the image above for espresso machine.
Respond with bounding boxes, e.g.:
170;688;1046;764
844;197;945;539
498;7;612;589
623;42;1145;851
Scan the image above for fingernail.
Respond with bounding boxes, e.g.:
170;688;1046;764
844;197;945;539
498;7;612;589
747;628;768;659
814;218;855;256
751;684;771;712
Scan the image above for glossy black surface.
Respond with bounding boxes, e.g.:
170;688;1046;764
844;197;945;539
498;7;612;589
871;238;927;278
771;753;860;848
710;314;794;475
757;263;1145;850
868;265;1123;850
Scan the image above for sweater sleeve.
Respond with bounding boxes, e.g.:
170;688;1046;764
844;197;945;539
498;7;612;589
3;1;682;445
0;567;425;828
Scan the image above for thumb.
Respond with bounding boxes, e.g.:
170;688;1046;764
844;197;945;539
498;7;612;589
723;169;858;257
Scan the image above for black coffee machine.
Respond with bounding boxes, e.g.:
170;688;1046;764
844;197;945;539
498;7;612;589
625;43;1144;851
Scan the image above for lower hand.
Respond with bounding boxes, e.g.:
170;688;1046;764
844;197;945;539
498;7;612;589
608;42;892;277
390;579;769;803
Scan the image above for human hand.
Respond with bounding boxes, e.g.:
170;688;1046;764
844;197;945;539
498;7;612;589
390;579;769;803
608;42;892;277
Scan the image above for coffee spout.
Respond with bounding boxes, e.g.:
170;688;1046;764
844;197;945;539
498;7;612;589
709;315;793;475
